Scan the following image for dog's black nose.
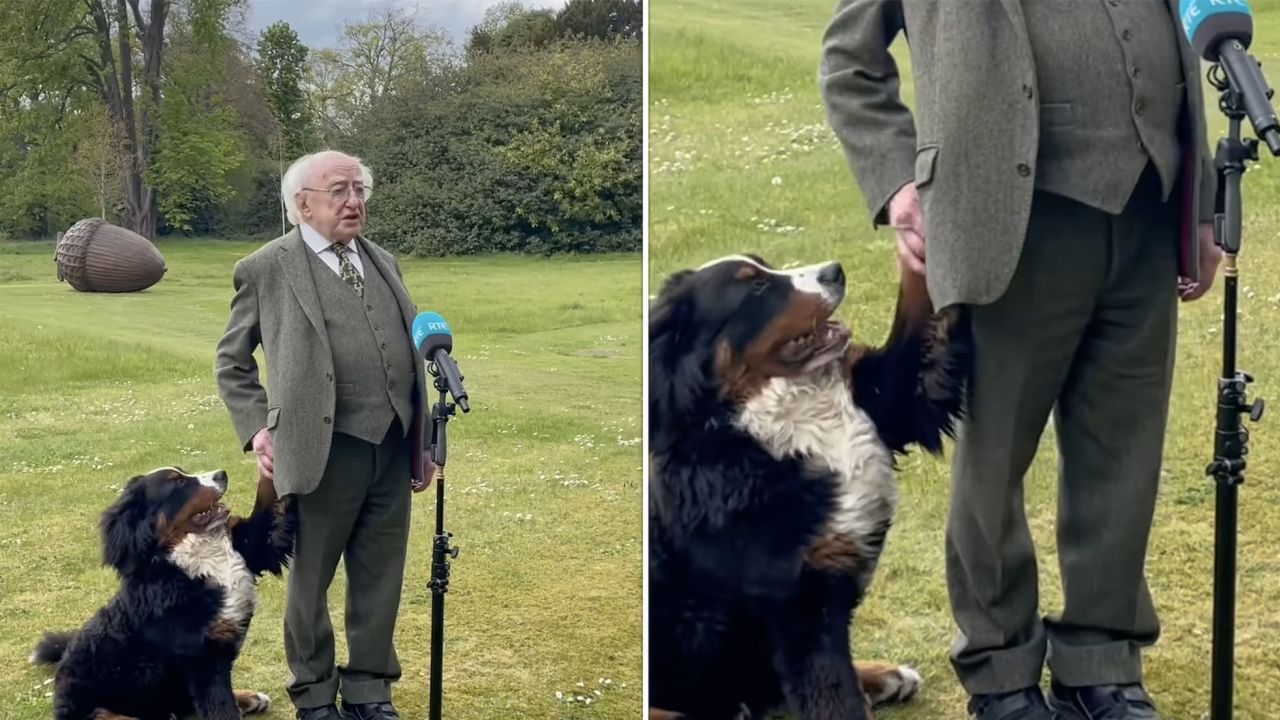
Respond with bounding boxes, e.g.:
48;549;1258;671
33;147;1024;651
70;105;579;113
818;262;845;289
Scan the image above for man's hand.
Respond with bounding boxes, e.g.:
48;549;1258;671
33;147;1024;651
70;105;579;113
1180;222;1223;302
251;427;274;481
412;454;437;493
888;182;926;275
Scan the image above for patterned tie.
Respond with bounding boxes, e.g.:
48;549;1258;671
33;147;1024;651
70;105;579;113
329;242;364;297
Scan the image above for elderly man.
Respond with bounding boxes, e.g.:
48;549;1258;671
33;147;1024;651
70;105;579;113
215;150;434;720
820;2;1220;719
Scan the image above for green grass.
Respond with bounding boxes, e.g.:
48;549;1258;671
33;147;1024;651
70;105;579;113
650;2;1280;718
0;239;643;719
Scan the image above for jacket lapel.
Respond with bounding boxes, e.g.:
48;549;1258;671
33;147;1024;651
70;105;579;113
999;0;1029;45
357;236;419;336
356;236;429;478
276;227;332;355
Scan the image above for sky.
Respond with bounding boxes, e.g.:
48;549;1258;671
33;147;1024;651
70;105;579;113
242;0;570;50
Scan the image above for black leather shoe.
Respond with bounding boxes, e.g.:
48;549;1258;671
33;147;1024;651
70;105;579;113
968;686;1054;719
342;701;401;720
1048;680;1160;719
296;705;346;720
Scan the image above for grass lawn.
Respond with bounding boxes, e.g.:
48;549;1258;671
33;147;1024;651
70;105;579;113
0;239;643;719
649;2;1280;718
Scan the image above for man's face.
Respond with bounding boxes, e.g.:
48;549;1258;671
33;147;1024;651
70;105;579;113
297;153;367;243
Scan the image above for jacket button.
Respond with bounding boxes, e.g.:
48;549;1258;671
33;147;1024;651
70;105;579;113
323;416;332;424
1017;163;1032;177
1023;84;1033;99
326;372;333;381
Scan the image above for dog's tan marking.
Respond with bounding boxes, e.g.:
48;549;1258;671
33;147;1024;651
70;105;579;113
156;482;223;548
855;661;923;707
804;532;862;572
92;710;140;720
717;291;833;403
252;468;278;515
207;618;241;642
235;690;272;715
648;710;686;720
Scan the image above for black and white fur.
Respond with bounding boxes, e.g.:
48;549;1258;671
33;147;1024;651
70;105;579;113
648;254;970;720
31;466;295;720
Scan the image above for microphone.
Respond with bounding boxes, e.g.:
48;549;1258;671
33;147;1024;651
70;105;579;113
1180;0;1280;155
412;311;470;413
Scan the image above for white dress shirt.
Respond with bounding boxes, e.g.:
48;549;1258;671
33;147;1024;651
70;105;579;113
299;223;364;278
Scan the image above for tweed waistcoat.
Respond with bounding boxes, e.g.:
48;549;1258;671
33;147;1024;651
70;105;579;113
1022;0;1185;213
306;246;416;445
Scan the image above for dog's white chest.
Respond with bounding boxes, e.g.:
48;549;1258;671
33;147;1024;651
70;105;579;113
170;532;257;626
733;368;898;544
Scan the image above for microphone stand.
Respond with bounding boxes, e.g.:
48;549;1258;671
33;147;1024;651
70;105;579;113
1205;62;1267;720
427;363;460;720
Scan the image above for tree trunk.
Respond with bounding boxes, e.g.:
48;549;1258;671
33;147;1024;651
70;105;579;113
85;0;161;239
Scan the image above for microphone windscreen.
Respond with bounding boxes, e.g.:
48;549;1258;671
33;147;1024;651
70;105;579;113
412;311;453;356
1180;0;1253;61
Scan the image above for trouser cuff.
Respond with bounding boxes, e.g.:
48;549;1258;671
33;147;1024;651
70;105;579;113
287;675;340;710
1046;639;1144;687
340;676;394;705
950;632;1047;696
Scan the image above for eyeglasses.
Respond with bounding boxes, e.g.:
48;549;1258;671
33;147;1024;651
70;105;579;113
301;183;371;202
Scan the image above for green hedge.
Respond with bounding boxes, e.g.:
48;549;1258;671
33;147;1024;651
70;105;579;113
351;39;641;256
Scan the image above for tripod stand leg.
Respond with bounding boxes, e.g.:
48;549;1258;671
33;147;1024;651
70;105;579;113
1211;478;1238;720
427;384;457;720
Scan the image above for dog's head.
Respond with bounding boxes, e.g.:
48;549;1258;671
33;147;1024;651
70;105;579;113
649;254;851;423
100;466;230;576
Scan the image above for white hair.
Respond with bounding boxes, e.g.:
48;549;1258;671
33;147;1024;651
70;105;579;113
280;150;374;226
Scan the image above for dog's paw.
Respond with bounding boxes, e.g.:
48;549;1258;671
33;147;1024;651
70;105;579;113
235;690;271;715
856;661;923;706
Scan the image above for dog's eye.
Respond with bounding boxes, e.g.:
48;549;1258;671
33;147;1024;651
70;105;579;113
751;278;769;294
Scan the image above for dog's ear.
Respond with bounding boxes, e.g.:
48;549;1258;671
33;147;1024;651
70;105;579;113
649;269;716;426
649;269;697;350
100;477;157;576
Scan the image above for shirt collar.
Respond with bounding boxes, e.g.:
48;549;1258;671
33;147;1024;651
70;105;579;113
298;223;358;256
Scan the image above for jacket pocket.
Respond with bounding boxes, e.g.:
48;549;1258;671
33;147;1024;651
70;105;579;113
336;382;357;399
267;406;280;430
915;145;940;188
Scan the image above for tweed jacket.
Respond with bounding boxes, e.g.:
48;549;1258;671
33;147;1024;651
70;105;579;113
819;0;1216;311
215;227;430;497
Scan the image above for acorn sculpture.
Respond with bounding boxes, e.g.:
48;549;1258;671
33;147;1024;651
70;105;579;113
54;218;167;293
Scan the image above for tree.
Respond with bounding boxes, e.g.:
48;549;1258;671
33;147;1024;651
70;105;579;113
489;9;559;50
257;21;316;158
305;6;453;145
72;104;124;219
337;6;453;109
556;0;642;40
465;1;527;54
0;0;242;239
147;14;245;234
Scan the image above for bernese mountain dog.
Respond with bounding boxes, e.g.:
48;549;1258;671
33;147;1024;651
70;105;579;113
648;254;970;719
30;466;296;720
